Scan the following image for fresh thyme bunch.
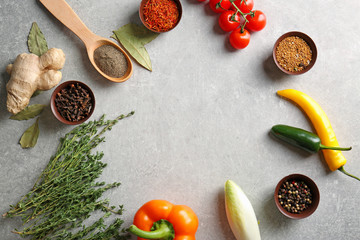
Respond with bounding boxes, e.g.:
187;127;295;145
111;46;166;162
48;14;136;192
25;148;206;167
3;112;134;240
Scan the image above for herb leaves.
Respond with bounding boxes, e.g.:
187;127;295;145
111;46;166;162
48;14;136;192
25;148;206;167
12;23;49;149
28;22;48;56
28;22;48;98
10;104;45;120
19;118;40;148
112;23;159;71
12;105;45;148
4;113;134;239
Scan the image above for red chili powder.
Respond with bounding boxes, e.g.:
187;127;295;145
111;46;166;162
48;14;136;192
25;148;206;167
143;0;179;32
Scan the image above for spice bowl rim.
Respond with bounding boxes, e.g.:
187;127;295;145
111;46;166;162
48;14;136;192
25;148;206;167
273;31;317;75
274;173;320;219
50;80;96;125
139;0;183;33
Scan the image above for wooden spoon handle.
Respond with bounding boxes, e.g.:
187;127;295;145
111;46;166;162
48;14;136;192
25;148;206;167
40;0;98;46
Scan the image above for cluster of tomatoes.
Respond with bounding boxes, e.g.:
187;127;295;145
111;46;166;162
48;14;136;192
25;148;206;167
198;0;266;49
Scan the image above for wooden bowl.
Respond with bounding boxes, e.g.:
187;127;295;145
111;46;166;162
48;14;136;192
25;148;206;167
50;81;95;125
274;174;320;219
273;31;317;75
139;0;182;33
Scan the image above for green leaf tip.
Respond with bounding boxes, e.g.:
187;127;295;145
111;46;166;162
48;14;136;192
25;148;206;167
19;117;40;148
28;22;48;56
112;23;159;71
10;104;46;120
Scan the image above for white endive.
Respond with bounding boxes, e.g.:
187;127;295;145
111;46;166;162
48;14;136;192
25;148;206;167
225;180;261;240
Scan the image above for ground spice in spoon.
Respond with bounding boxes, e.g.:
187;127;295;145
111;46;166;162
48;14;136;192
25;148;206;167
275;36;312;72
94;45;128;78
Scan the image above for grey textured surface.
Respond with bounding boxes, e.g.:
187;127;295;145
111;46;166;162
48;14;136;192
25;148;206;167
1;0;360;239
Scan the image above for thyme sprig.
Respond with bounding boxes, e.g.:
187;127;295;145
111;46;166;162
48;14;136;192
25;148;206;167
3;112;134;240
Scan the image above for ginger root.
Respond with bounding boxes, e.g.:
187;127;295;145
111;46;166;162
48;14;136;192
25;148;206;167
6;48;66;114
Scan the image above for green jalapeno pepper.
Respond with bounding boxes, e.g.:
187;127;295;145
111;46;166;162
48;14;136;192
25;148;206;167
270;124;352;153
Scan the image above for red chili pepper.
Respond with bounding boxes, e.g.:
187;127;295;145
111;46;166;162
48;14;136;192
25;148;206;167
129;200;199;240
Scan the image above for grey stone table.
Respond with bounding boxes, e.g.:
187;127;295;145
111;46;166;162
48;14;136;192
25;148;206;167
1;0;360;239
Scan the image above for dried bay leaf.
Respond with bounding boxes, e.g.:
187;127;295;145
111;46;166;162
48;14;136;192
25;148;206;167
10;104;46;120
28;22;48;57
112;23;159;71
28;22;48;97
14;23;47;148
19;118;40;148
31;90;42;98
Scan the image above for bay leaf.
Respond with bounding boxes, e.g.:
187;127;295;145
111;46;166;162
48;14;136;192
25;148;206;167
112;23;159;71
19;118;40;148
31;90;42;98
28;22;48;97
28;22;48;57
10;104;46;120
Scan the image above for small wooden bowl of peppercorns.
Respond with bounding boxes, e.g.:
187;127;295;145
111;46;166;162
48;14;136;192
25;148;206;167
274;174;320;219
50;81;95;125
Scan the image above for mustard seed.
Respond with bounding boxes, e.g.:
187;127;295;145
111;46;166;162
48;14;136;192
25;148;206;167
275;36;312;72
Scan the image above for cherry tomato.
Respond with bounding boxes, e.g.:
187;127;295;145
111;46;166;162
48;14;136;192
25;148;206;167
230;0;254;14
218;10;241;32
229;29;250;49
209;0;232;13
246;10;266;31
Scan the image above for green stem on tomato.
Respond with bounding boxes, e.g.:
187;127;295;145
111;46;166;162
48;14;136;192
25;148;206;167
229;1;255;33
240;23;245;33
216;0;227;11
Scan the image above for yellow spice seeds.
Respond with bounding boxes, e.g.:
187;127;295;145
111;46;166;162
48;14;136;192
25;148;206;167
275;36;312;72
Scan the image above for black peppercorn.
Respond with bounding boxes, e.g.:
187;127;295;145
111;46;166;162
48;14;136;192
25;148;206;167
278;180;312;214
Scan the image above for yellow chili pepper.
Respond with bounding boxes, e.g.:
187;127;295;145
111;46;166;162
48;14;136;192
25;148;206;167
277;89;359;181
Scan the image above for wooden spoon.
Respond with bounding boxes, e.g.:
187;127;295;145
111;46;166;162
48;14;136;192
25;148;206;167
40;0;133;83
